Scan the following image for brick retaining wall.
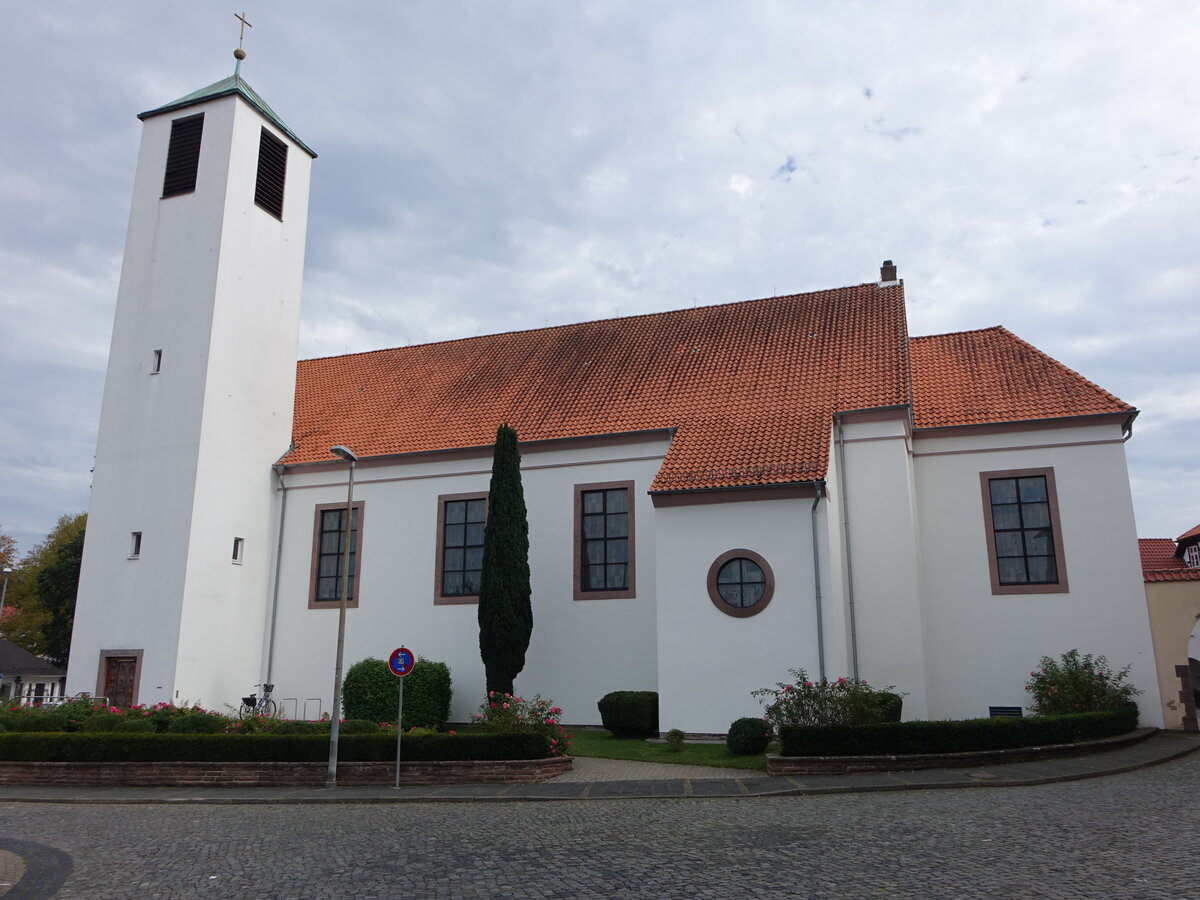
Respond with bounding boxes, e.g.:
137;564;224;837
766;728;1155;775
0;756;572;787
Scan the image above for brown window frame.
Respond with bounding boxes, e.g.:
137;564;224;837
574;481;636;601
707;549;776;618
308;501;365;609
435;491;489;605
980;467;1069;595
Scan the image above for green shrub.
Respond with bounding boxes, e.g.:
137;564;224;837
1025;650;1141;716
339;719;379;734
753;670;900;730
273;720;327;735
167;713;225;734
473;693;570;756
0;730;551;763
665;729;684;752
342;658;396;724
778;708;1137;757
81;714;125;732
876;692;904;723
114;718;155;733
16;713;67;733
597;691;658;738
727;717;772;756
343;657;453;728
402;659;452;730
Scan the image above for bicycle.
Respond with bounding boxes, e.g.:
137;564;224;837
239;683;277;718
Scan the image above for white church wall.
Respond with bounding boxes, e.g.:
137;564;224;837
834;413;930;718
913;421;1165;726
654;494;828;735
267;436;668;725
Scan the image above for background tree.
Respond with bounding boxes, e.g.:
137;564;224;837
477;424;532;696
3;514;86;663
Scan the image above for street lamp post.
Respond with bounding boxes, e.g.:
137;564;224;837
325;445;358;789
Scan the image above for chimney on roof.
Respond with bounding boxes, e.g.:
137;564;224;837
879;259;898;283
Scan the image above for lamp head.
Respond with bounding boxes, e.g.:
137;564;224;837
329;445;358;463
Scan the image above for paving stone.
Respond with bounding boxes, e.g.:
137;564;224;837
586;779;687;798
687;779;745;797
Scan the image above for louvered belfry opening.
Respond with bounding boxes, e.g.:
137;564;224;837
254;127;287;219
161;113;204;197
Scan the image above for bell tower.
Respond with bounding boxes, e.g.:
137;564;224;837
67;41;316;709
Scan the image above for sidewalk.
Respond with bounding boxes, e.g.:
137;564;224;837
0;731;1195;806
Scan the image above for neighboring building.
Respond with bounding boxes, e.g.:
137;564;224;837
0;640;66;706
1140;525;1200;731
66;62;1165;733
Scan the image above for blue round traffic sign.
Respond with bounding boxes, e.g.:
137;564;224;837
388;646;416;677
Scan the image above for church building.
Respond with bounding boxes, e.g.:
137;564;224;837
66;61;1164;733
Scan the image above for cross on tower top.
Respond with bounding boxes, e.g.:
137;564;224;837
235;12;252;48
233;12;252;68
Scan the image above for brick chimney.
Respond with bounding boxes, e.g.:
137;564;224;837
880;259;898;283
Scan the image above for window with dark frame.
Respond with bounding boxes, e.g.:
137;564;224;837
254;127;287;219
313;506;359;603
988;475;1058;585
580;487;630;592
162;113;204;197
152;349;162;373
715;557;767;608
232;537;244;563
441;497;486;597
129;532;142;558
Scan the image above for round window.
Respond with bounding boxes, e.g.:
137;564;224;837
707;549;775;618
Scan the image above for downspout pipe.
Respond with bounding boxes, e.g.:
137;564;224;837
835;412;861;679
810;479;827;681
264;463;289;684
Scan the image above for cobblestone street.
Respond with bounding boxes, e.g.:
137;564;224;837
3;753;1197;899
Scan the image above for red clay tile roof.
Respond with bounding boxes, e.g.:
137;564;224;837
287;283;910;491
286;285;1134;491
1139;538;1200;582
909;327;1134;430
1178;523;1200;544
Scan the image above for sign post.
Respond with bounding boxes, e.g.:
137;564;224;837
388;646;416;788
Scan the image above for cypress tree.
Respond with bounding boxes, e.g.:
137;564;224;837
477;423;532;696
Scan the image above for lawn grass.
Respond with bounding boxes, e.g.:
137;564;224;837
567;728;769;772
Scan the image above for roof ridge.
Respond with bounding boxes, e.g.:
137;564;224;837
910;325;1006;341
299;281;894;364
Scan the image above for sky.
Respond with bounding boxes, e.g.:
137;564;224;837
1;2;1197;556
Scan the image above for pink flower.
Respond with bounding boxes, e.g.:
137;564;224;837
490;703;496;709
546;718;556;725
488;691;495;698
805;681;813;688
448;730;456;735
837;677;847;685
784;685;793;692
502;703;510;709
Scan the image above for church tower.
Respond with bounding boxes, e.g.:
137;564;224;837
67;46;315;709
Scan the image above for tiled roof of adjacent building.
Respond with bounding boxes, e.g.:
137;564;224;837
1139;538;1200;582
0;639;65;678
287;282;1134;492
1178;523;1200;544
909;327;1134;430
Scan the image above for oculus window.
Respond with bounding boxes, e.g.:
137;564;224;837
707;549;775;618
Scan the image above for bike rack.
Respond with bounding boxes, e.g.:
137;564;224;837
303;698;323;721
279;697;299;720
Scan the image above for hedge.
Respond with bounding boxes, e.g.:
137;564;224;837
0;731;551;763
779;708;1137;757
597;691;658;738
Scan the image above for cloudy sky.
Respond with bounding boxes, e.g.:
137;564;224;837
1;2;1197;555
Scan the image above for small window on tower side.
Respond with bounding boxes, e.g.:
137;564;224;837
152;349;162;373
232;537;244;564
162;113;204;198
130;532;143;559
254;128;287;219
